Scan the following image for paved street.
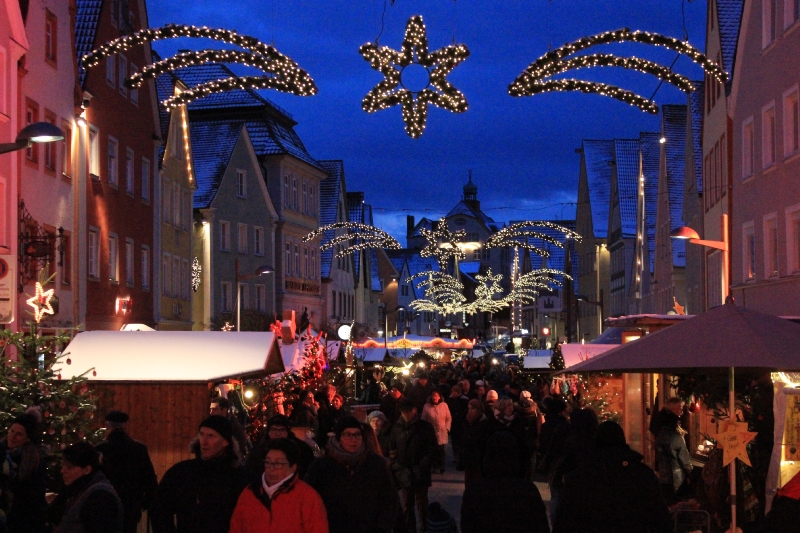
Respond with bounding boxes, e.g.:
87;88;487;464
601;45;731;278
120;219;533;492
428;445;551;531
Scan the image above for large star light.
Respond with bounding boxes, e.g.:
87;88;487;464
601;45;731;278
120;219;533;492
359;15;470;138
26;282;55;323
419;219;466;270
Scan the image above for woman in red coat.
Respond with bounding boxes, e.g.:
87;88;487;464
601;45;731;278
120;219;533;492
229;439;328;533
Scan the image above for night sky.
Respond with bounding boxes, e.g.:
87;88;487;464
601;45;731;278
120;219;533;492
146;0;707;242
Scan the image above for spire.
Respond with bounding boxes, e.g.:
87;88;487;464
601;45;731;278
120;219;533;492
463;170;479;209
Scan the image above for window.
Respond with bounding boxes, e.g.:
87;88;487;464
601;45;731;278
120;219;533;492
162;178;172;223
304;248;309;278
302;182;308;213
221;282;232;312
254;226;264;256
125;238;134;286
285;243;292;275
220;221;230;252
742;222;756;281
764;215;779;277
129;64;139;104
255;284;266;311
311;250;316;279
118;55;128;97
482;246;490;261
238;224;248;254
283;176;290;208
742;117;754;178
331;291;337;316
88;228;99;279
44;110;57;171
785;87;800;157
237;169;247;198
182;258;190;299
141;157;150;201
45;10;57;63
61;121;72;178
764;0;778;47
109;234;119;282
108;137;118;186
141;246;150;289
25;100;38;163
162;253;171;295
786;204;800;272
763;103;776;168
106;55;116;87
294;245;299;276
89;125;100;177
786;0;800;27
125;147;134;195
292;178;298;208
172;256;180;297
60;231;72;286
309;185;315;216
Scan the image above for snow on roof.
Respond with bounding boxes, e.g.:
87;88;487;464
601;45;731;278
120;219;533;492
718;0;745;78
63;331;284;381
614;139;640;239
582;140;615;239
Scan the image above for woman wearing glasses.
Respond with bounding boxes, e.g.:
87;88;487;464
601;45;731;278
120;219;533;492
229;439;328;533
305;417;401;533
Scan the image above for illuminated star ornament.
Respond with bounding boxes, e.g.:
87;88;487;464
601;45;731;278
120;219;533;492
419;218;466;270
509;28;728;113
359;15;470;138
713;420;757;466
26;282;55;323
81;24;317;109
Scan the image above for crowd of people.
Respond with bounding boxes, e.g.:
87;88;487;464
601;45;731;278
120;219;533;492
3;357;796;532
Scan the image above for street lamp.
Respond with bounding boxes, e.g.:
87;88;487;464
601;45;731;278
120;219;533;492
670;213;729;300
235;257;274;332
576;293;604;342
0;122;65;154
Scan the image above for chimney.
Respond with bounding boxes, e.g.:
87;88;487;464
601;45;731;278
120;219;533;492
281;310;296;344
407;215;415;238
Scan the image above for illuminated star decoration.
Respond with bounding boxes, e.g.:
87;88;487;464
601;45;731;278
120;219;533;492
419;218;466;270
713;420;757;467
359;15;470;138
191;257;202;292
26;282;55;323
80;24;317;109
509;28;728;114
303;222;401;257
469;269;507;313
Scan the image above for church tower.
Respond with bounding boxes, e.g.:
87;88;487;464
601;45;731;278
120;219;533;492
463;170;479;212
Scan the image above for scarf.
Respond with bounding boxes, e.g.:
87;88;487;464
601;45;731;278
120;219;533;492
262;471;295;499
326;436;368;469
493;409;516;426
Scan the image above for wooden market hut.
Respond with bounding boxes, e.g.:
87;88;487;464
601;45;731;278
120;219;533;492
62;331;284;481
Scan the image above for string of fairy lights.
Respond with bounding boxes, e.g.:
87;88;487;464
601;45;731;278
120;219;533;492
81;24;316;108
191;257;201;292
303;222;401;255
359;15;470;138
419;218;466;270
509;28;729;113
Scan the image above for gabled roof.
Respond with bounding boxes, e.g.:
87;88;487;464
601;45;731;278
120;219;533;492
410;218;435;238
717;0;745;78
155;72;176;145
582;140;615;239
168;63;322;171
318;160;344;279
75;0;103;86
640;132;661;274
688;81;705;192
445;201;498;232
614;139;640;239
190;120;243;209
662;104;688;268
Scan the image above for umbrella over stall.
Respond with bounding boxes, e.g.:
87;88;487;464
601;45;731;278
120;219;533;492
565;300;800;532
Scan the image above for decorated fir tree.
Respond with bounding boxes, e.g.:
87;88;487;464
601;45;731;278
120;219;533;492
549;343;565;370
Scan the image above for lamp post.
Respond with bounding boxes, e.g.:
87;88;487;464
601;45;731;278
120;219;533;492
575;293;604;342
0;122;64;154
670;213;736;532
235;257;274;332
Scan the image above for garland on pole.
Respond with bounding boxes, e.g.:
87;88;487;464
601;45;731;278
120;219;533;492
509;28;728;113
359;15;469;138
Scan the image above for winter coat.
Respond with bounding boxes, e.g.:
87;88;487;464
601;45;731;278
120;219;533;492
483;416;531;479
1;441;47;533
461;430;549;533
406;382;436;412
379;395;401;427
551;445;671;533
149;452;251;533
228;475;328;533
95;429;158;531
655;427;692;492
421;401;452;446
457;415;488;475
389;416;437;489
304;442;400;533
49;471;123;533
538;414;569;475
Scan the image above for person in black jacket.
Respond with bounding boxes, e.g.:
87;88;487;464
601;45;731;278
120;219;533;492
552;421;671;533
406;374;436;414
46;442;124;532
389;399;438;533
445;383;468;464
461;431;549;533
246;415;315;480
305;417;400;533
1;412;47;533
149;416;251;533
95;411;158;533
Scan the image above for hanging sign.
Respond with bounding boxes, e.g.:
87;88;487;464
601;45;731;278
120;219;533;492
0;256;15;323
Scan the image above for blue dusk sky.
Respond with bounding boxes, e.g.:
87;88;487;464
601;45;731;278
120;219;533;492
146;0;708;243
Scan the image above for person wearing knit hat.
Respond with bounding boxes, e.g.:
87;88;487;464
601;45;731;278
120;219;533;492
149;415;251;533
2;411;47;532
367;410;391;456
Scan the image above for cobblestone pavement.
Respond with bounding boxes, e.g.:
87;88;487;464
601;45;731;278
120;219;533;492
427;445;552;531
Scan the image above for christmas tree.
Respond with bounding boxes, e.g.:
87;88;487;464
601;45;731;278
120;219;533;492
549;343;565;370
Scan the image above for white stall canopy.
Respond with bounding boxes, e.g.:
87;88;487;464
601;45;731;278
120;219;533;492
62;331;288;381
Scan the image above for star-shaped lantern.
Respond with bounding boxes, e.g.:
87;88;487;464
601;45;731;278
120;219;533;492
359;15;470;138
26;282;55;323
419;218;466;270
714;420;757;467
